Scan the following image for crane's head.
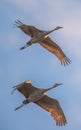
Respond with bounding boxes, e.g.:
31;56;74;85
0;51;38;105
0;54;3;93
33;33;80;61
54;26;63;31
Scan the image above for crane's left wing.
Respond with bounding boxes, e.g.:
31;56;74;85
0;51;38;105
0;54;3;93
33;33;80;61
12;81;39;98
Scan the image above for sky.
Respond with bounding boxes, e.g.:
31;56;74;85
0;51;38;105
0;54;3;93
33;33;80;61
0;0;81;130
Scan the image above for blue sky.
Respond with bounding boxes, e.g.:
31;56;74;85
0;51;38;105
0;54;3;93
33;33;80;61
0;0;81;130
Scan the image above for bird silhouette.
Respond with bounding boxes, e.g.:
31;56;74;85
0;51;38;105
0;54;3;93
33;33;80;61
14;20;71;66
12;80;67;126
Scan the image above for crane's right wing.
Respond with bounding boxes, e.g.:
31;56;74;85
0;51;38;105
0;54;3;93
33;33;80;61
14;20;42;37
35;95;67;126
39;37;71;66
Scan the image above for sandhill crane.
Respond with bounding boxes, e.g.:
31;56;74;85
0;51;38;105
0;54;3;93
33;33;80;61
12;80;67;126
14;20;71;66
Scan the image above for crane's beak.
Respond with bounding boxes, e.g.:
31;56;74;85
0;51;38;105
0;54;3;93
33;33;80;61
53;26;63;31
54;83;62;88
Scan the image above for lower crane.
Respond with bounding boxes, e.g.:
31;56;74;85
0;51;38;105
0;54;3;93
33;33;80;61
12;80;67;126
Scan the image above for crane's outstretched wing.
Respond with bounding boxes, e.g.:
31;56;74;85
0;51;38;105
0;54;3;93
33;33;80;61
14;20;42;37
12;81;39;98
39;37;71;66
35;95;67;126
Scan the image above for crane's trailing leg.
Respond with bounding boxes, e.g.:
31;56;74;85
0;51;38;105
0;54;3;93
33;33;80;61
15;99;30;111
20;40;32;50
15;103;25;111
20;44;30;50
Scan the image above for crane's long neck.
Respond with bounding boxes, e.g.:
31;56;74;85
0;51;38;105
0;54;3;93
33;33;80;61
45;26;63;36
44;83;62;93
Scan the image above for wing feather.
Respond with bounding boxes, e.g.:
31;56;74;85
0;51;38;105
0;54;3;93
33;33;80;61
35;95;67;126
39;37;71;66
15;20;42;37
12;82;38;98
